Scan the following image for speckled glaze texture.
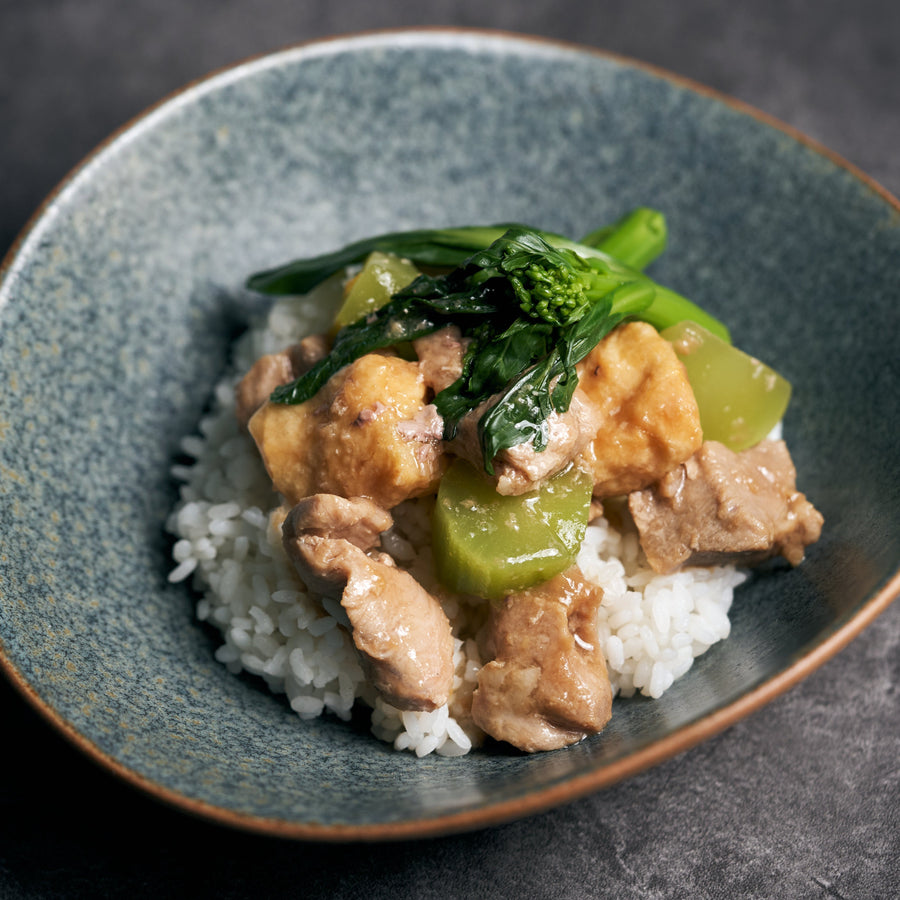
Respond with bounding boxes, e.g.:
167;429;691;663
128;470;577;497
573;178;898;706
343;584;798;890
0;31;898;839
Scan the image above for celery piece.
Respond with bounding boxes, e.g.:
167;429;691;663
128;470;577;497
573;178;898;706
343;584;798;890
432;460;593;600
662;321;792;451
332;251;421;330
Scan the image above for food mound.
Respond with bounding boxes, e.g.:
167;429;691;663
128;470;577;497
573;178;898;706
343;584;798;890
168;210;823;756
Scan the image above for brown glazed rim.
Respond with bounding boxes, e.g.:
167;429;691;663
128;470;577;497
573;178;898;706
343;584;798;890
1;27;898;842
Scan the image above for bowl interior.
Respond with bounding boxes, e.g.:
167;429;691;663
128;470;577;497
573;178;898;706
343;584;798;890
1;31;898;838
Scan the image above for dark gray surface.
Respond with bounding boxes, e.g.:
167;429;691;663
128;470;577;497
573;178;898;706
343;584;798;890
1;2;898;898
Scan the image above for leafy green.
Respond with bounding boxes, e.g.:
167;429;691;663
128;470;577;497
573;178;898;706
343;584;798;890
266;226;661;470
246;213;730;343
465;227;621;326
248;213;732;471
247;223;641;296
246;226;523;296
270;295;452;404
471;281;655;470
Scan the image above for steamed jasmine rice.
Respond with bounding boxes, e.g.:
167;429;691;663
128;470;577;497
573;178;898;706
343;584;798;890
167;282;747;758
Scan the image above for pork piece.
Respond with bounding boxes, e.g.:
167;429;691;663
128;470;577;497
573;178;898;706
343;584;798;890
248;351;446;509
234;334;330;428
471;567;612;752
628;439;824;574
413;326;469;395
284;493;392;553
282;494;455;712
450;388;601;496
576;321;702;497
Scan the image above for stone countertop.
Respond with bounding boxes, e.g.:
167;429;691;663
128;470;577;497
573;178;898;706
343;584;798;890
1;2;898;897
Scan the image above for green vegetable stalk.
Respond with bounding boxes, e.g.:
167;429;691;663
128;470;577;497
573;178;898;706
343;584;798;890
580;206;668;270
246;212;728;344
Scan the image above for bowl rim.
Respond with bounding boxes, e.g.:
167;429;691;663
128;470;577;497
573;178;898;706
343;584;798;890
1;26;898;842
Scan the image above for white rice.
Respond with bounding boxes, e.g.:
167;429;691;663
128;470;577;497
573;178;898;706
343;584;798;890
167;282;747;757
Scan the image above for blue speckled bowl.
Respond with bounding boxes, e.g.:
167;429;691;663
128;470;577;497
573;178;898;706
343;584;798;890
1;30;898;840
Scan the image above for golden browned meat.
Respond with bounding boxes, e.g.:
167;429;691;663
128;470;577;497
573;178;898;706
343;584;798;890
576;321;702;497
282;495;455;712
628;439;824;573
234;334;329;428
248;352;446;509
471;568;612;752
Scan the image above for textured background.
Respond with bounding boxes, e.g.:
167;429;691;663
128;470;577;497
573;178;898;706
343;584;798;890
1;2;898;897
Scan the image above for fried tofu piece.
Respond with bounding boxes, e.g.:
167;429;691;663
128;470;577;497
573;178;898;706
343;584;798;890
248;352;446;509
576;321;702;497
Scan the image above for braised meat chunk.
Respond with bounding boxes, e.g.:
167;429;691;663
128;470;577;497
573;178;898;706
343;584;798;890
234;334;329;428
249;352;446;509
628;439;824;574
282;494;455;712
576;321;703;497
415;318;611;498
283;493;392;558
413;326;469;395
449;388;601;496
471;568;612;752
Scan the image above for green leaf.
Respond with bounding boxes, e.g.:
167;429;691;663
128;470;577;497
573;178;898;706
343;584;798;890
478;354;559;471
246;226;522;295
269;299;441;404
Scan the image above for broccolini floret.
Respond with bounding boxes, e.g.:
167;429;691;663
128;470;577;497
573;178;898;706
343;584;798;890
510;253;589;324
472;228;629;327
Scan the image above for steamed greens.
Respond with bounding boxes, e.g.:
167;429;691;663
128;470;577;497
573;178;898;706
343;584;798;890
247;210;731;471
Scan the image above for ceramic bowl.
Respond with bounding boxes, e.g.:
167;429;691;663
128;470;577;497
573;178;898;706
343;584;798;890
1;30;897;840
